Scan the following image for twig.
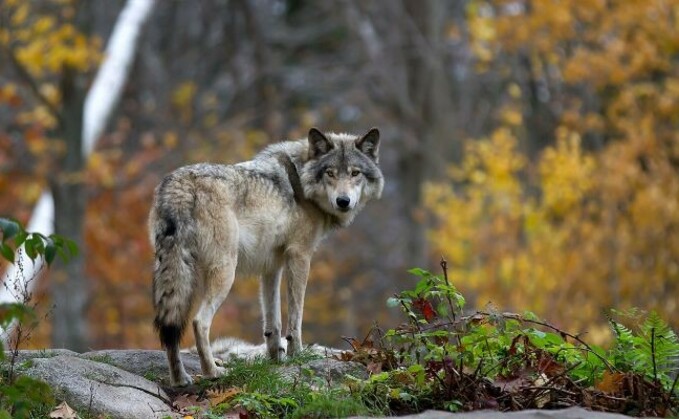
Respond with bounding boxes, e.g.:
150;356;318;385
544;361;582;387
88;381;96;417
389;311;617;372
524;362;582;407
92;379;173;406
669;370;679;397
439;256;456;321
651;327;657;382
488;312;617;373
472;358;484;379
523;386;579;397
1;44;63;124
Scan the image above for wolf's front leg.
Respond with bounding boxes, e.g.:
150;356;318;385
285;252;311;357
261;269;285;361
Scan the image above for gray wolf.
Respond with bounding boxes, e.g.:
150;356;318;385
150;127;383;385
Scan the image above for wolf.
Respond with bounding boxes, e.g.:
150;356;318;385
150;127;384;385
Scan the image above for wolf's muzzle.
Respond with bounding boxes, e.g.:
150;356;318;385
336;196;351;211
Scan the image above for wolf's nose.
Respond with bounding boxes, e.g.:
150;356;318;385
336;196;351;209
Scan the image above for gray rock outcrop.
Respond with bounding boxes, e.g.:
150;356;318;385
81;349;202;384
21;354;176;419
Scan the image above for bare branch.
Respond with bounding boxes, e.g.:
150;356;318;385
1;45;63;123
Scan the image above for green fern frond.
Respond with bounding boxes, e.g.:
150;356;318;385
640;312;679;381
609;317;634;346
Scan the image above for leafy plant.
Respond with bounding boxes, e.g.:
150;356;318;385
0;217;77;417
372;261;679;415
0;218;77;266
178;354;380;418
0;376;54;419
609;310;679;389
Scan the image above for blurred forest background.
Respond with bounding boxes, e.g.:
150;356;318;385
0;0;678;351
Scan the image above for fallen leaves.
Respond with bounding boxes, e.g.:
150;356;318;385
337;329;398;374
596;370;626;394
173;393;209;413
49;401;76;419
206;387;241;407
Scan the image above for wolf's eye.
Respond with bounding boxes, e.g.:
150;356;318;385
351;170;361;177
325;170;335;178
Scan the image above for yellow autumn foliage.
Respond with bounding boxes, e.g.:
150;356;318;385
1;2;102;78
427;0;679;344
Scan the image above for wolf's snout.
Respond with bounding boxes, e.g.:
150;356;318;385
336;196;351;209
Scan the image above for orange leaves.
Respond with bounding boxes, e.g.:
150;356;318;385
596;371;626;394
206;387;242;407
412;298;437;323
170;386;242;415
0;83;23;107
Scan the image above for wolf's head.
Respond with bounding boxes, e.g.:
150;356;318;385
300;127;384;226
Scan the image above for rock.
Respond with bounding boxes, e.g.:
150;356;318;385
21;355;176;419
81;349;202;385
280;358;369;383
350;407;635;419
4;348;78;365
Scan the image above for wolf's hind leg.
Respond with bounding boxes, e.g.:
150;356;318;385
167;343;193;385
193;263;235;378
261;268;285;361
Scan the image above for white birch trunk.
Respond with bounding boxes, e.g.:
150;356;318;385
1;0;156;331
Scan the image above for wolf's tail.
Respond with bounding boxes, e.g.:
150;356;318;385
151;185;197;350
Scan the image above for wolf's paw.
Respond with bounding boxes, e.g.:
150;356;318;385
205;365;226;378
210;365;227;378
173;371;194;387
267;344;286;362
286;336;303;358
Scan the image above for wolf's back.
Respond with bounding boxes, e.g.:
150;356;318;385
150;173;198;349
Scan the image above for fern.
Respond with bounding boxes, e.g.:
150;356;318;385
639;312;679;386
608;315;636;371
609;310;679;390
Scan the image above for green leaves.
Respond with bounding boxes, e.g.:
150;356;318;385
608;310;679;389
0;219;20;242
0;303;35;333
0;375;54;419
387;266;679;402
0;244;14;263
0;217;77;265
390;268;466;320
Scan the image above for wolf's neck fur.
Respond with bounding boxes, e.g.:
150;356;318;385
272;148;343;230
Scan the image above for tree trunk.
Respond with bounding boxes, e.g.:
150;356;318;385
0;0;155;348
401;0;456;268
49;67;89;351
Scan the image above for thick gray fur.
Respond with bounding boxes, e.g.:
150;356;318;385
149;127;384;385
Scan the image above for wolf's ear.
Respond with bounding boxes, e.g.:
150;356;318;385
356;127;380;162
308;128;333;159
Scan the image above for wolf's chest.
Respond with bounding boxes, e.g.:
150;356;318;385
234;217;289;275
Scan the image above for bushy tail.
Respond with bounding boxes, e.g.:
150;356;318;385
152;208;196;350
